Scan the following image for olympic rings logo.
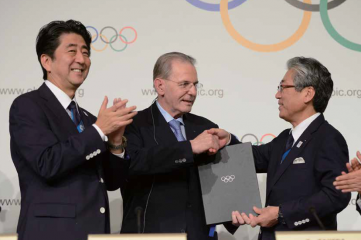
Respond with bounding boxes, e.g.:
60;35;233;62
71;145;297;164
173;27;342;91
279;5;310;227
186;0;361;52
240;133;276;146
86;26;138;52
221;175;235;183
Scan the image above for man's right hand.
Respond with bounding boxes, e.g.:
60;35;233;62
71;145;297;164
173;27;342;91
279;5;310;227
95;96;137;135
190;130;220;154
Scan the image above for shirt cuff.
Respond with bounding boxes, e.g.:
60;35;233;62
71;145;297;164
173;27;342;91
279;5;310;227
112;151;125;158
93;124;108;142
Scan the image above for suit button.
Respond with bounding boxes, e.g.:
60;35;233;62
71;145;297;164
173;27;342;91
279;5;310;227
86;156;90;160
90;153;94;158
97;149;101;154
100;178;104;183
175;160;178;163
182;158;186;163
306;218;310;222
302;220;306;224
100;207;105;214
180;229;185;233
294;222;298;226
93;151;97;156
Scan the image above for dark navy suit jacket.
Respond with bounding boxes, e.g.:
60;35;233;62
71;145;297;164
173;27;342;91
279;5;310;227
121;103;238;240
252;114;350;240
9;83;129;240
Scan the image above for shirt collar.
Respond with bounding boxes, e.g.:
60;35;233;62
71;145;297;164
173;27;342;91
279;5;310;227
156;101;184;125
45;80;76;110
291;112;321;144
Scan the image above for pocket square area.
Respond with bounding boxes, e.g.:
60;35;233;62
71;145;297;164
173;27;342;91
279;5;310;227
293;157;305;164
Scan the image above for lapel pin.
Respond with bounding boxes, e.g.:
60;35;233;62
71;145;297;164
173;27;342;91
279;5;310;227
297;141;303;148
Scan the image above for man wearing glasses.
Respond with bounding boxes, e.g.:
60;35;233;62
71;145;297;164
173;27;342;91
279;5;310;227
210;57;350;240
120;52;238;240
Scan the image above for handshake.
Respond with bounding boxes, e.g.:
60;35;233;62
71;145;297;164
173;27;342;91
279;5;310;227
190;128;231;155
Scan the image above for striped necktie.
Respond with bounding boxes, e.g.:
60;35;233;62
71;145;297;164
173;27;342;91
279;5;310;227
67;101;83;132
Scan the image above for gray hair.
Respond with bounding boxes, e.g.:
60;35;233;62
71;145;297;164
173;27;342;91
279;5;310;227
287;57;333;113
153;52;196;80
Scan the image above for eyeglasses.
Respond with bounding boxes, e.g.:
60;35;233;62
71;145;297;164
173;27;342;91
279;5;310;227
277;84;295;92
164;79;203;90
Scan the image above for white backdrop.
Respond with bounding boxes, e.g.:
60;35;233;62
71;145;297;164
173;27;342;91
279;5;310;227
1;0;360;239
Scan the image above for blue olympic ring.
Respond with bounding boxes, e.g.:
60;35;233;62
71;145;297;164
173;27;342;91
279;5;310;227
185;0;248;12
87;26;99;43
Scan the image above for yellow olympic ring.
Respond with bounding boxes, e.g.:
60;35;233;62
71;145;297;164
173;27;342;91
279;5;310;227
220;0;312;52
91;34;108;52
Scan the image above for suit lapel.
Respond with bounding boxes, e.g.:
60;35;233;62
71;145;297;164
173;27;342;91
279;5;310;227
38;83;79;136
266;114;325;199
183;114;199;141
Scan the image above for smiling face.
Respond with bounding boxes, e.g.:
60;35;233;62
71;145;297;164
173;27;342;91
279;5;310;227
156;60;198;118
41;33;91;98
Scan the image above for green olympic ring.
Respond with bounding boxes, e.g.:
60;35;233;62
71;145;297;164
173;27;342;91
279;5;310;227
109;34;128;52
320;0;361;52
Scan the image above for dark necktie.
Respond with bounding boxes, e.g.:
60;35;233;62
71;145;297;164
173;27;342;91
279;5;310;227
67;101;82;130
168;119;186;141
281;133;294;163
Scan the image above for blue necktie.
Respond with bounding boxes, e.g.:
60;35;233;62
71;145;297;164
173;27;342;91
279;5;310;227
68;101;83;132
168;119;185;141
281;133;294;163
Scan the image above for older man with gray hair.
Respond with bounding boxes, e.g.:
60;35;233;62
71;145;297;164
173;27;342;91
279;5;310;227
120;52;238;240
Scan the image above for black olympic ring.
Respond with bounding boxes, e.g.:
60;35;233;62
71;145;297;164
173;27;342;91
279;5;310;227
221;175;235;183
100;26;118;44
285;0;346;12
240;133;259;145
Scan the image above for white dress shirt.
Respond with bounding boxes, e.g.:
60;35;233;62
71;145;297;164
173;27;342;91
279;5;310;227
290;112;321;146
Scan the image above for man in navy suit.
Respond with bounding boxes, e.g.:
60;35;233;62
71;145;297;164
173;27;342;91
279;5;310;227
120;52;238;240
9;20;136;240
210;57;350;240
